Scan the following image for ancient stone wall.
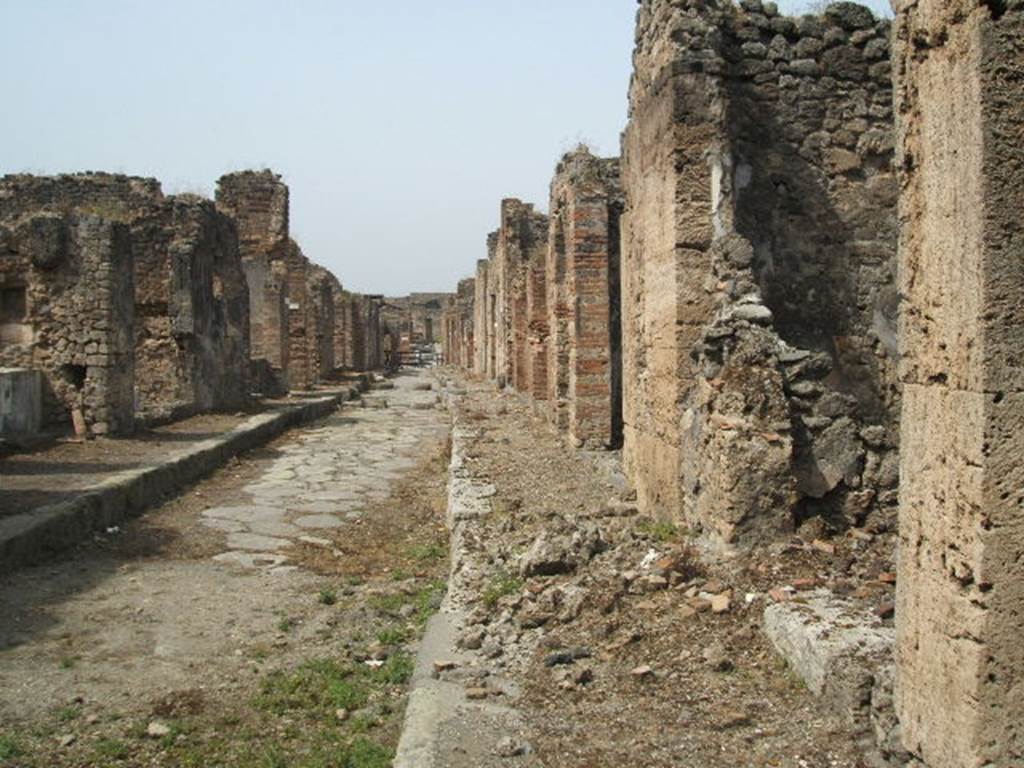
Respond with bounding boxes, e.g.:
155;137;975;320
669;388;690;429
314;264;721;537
893;2;1024;766
621;0;897;550
0;212;134;434
0;173;250;427
215;170;290;389
0;173;163;221
349;294;368;370
455;277;475;369
365;296;384;370
284;240;315;390
334;289;356;370
525;220;548;402
441;278;475;368
130;195;250;421
307;265;337;383
490;200;547;390
547;149;623;449
382;293;452;346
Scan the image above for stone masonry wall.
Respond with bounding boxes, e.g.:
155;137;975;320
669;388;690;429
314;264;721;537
0;173;250;426
285;240;314;390
130;195;250;421
473;259;489;377
0;212;134;434
307;265;337;384
491;200;547;390
216;170;290;388
382;293;452;346
893;2;1024;766
722;0;900;532
548;148;623;449
441;278;474;367
0;173;163;222
526;224;548;402
623;0;898;550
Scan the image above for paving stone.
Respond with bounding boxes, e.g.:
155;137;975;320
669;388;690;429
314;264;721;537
212;551;290;569
294;515;344;530
225;533;294;551
202;505;285;524
200;518;247;534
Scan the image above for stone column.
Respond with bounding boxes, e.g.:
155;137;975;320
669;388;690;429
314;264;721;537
894;2;1024;766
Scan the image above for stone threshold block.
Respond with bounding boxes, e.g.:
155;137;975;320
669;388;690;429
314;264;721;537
763;590;893;729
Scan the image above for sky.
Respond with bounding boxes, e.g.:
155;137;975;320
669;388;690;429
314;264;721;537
0;0;892;296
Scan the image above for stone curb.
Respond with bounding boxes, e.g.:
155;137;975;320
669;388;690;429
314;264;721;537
0;382;368;575
394;388;525;768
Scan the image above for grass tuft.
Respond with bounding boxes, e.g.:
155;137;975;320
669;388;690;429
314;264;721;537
482;570;522;609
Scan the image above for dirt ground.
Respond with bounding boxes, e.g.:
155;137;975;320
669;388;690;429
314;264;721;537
443;373;898;768
0;398;300;520
0;372;451;768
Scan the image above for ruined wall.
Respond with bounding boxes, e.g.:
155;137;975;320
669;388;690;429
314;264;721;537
0;173;250;426
547;149;623;449
130;196;249;421
350;294;368;370
623;0;897;550
383;293;452;345
284;240;314;390
721;0;900;532
622;0;721;521
365;296;384;370
526;221;549;402
455;278;476;368
0;173;163;221
307;265;337;383
215;171;290;390
472;261;488;376
0;212;134;434
893;2;1024;766
491;200;546;390
332;289;350;370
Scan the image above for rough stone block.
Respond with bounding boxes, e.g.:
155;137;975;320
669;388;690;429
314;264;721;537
764;590;893;724
0;367;41;436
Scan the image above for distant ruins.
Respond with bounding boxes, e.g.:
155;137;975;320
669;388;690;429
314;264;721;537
0;170;396;438
441;1;1024;766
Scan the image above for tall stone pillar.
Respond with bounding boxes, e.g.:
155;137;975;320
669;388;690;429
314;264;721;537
893;2;1024;766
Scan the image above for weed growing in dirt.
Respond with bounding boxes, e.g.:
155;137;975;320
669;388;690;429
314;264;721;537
58;655;79;670
637;517;679;543
255;651;415;723
94;738;129;760
0;734;24;760
261;746;288;768
56;705;80;723
483;570;522;609
369;580;445;628
373;652;414;685
376;625;410;646
346;736;393;767
318;588;338;606
408;542;445;562
277;617;294;633
256;659;370;716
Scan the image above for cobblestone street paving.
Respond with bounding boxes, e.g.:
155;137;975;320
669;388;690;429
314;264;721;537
0;370;451;767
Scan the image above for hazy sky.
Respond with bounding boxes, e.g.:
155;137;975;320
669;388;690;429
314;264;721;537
0;0;892;295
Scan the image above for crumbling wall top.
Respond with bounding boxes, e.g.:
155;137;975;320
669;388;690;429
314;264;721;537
214;169;289;258
0;173;164;223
